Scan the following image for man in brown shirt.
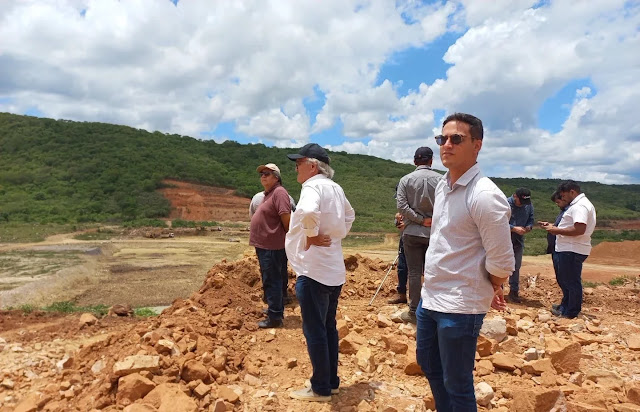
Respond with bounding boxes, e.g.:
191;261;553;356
249;163;292;328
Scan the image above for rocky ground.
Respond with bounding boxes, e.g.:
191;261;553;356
1;251;640;412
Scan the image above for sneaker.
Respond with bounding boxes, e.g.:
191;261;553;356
387;293;408;304
331;388;339;395
551;307;563;317
508;292;522;304
552;304;561;311
258;318;283;328
289;387;331;402
400;310;416;324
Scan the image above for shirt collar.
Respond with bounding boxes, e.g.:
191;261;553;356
444;163;480;188
570;192;585;206
416;165;432;170
264;182;281;195
302;173;326;187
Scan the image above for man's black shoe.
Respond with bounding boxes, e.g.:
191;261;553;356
258;318;283;328
508;292;522;304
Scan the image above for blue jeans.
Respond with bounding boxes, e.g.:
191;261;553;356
255;248;285;320
296;275;342;396
553;251;588;318
509;241;523;295
396;237;408;294
416;301;485;412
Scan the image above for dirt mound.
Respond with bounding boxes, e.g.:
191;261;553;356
589;240;640;265
159;179;250;222
3;253;640;412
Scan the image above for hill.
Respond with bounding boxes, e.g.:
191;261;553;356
1;112;639;231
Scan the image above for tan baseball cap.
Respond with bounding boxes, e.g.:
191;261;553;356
256;163;281;174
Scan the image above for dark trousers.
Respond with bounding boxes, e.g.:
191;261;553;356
416;301;485;412
296;275;342;396
396;237;408;294
255;248;285;320
402;234;430;313
282;254;289;299
509;241;524;295
553;251;588;318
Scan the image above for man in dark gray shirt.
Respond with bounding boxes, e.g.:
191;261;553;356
396;147;442;323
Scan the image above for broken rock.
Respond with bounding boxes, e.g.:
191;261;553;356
117;373;156;406
114;355;161;377
545;336;581;373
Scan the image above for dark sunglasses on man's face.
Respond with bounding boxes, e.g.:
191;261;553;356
435;134;466;146
260;171;272;177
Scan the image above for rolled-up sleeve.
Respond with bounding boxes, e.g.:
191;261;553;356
471;190;515;278
297;186;321;237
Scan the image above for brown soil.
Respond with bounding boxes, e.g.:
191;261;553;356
2;243;640;412
159;179;250;222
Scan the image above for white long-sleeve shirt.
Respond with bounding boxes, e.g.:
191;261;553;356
421;164;515;314
285;174;355;286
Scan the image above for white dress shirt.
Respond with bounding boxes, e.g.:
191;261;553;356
555;193;596;255
421;164;515;314
285;174;355;286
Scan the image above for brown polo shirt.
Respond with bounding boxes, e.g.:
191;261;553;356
249;184;291;250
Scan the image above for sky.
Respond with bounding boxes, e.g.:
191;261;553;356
1;0;639;184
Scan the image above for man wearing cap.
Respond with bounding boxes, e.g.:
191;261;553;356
250;190;297;305
506;187;535;303
395;146;442;323
249;163;292;328
285;143;355;402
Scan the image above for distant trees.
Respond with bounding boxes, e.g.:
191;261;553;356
1;113;639;231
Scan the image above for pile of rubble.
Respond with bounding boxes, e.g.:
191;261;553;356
1;253;640;412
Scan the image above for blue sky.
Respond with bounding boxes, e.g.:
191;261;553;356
1;0;639;183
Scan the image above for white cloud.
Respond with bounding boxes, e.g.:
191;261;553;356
1;0;639;183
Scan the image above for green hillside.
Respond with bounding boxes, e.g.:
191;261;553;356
1;112;639;232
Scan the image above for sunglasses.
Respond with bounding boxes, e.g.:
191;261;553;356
259;171;272;177
435;134;467;146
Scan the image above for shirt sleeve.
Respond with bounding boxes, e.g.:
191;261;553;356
470;189;515;278
273;188;292;216
571;204;590;225
397;176;423;224
344;195;355;234
526;204;535;228
297;185;322;237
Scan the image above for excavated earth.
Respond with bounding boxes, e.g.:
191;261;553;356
1;247;640;412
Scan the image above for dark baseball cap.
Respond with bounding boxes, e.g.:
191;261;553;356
287;143;330;164
414;147;433;161
516;187;532;204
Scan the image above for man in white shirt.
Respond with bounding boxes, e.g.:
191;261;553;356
284;143;355;403
541;180;596;318
417;113;514;411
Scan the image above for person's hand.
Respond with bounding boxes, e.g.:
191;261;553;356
305;234;331;250
512;226;526;235
543;225;561;235
394;213;405;231
538;221;550;227
422;217;432;227
491;283;507;311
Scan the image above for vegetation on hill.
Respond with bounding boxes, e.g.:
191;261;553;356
1;112;639;232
